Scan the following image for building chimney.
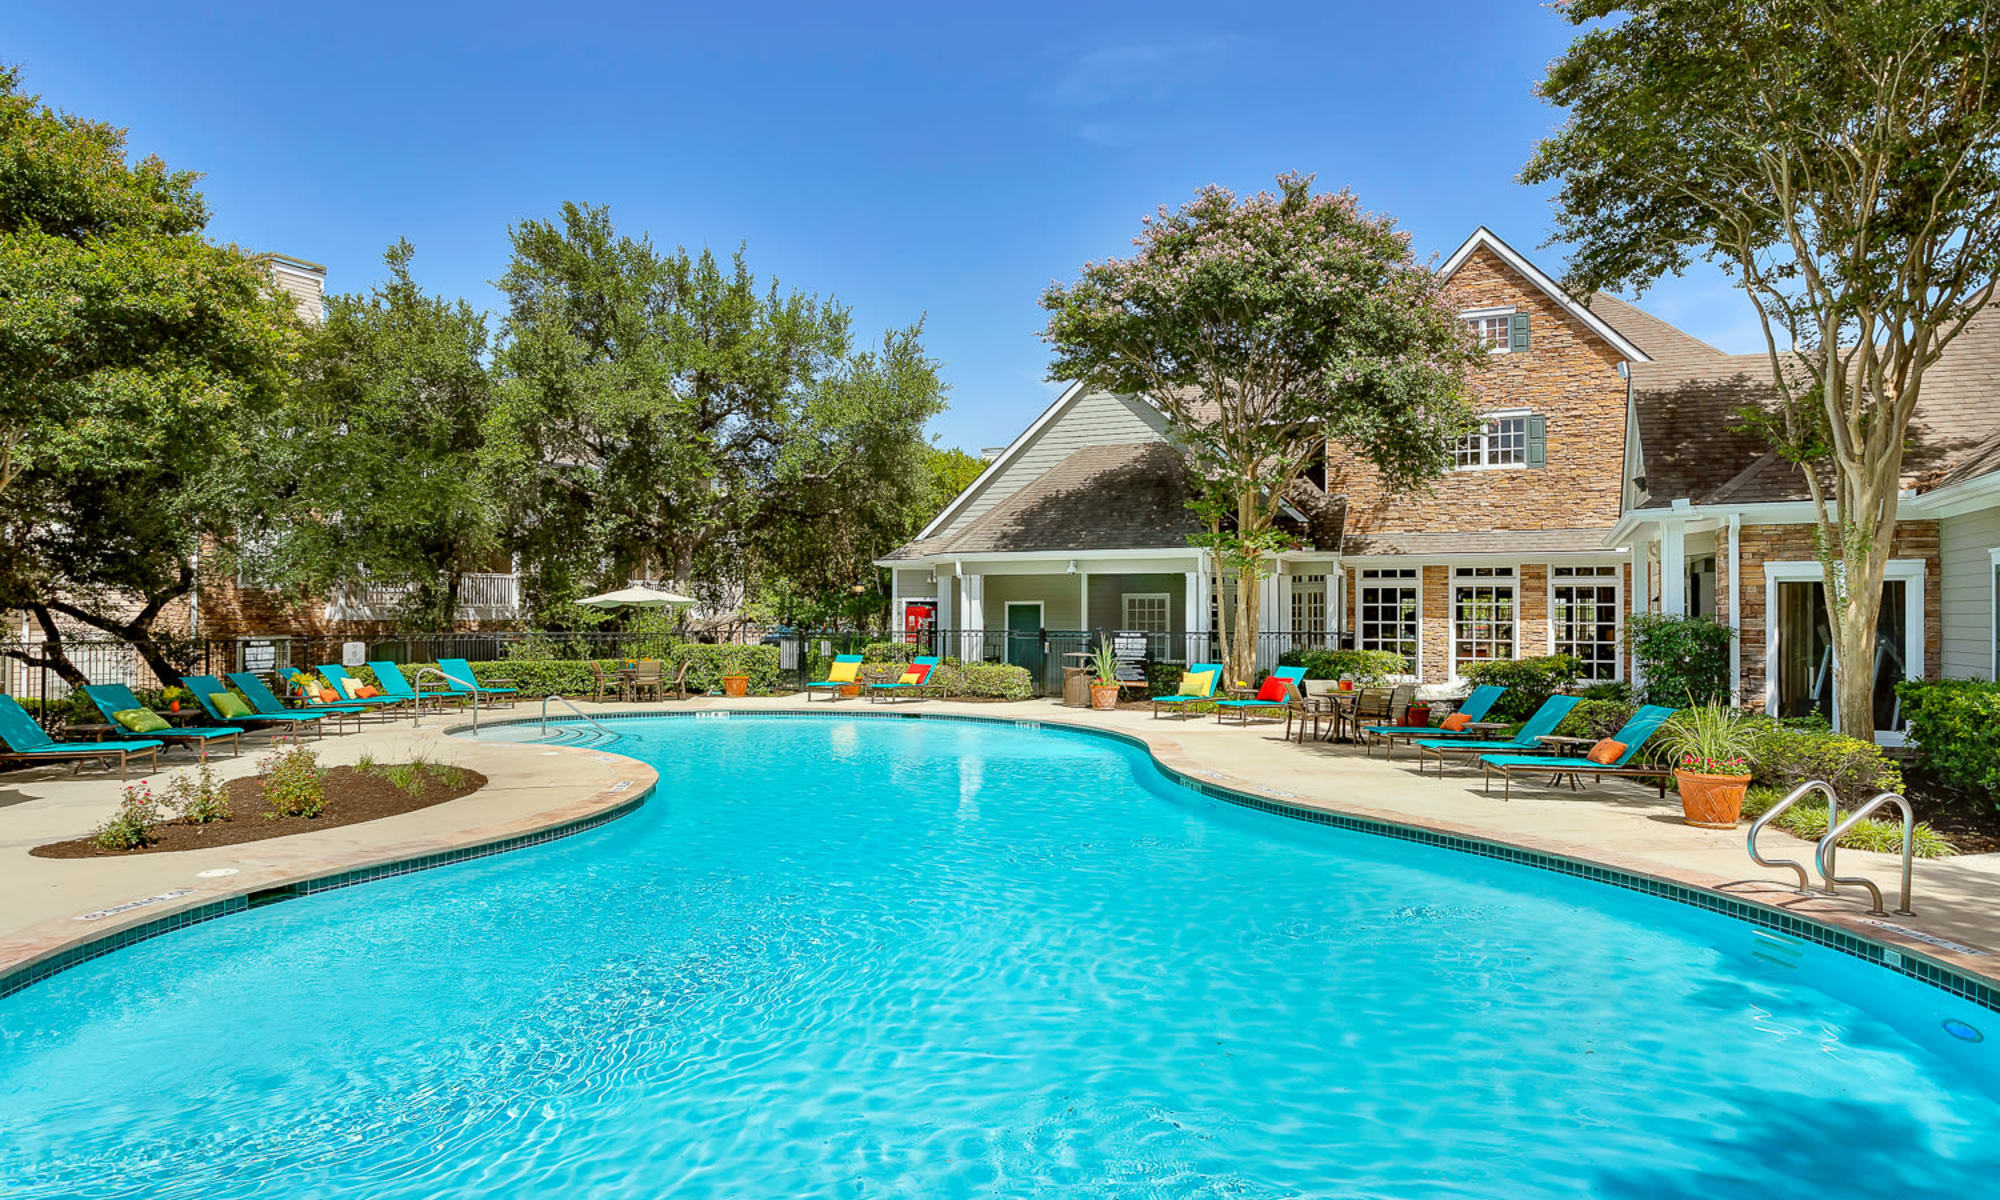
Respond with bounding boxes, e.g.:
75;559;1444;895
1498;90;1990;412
264;254;328;325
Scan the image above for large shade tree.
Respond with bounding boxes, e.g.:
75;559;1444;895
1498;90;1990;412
253;240;502;629
1523;0;2000;740
0;67;297;685
1040;173;1481;682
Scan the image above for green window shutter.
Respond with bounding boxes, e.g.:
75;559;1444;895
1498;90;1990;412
1510;312;1530;352
1527;414;1547;467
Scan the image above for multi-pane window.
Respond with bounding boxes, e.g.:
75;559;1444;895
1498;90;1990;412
1453;566;1516;674
1358;568;1419;674
1466;313;1513;351
1290;575;1327;636
1552;565;1621;681
1123;593;1171;661
1453;413;1530;470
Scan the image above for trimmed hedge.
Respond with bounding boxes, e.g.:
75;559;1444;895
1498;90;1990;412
1276;648;1408;684
1898;678;2000;803
1461;655;1580;721
1553;699;1637;741
1742;716;1903;802
383;645;786;698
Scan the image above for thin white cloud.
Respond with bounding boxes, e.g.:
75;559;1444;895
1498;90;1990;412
1044;34;1241;108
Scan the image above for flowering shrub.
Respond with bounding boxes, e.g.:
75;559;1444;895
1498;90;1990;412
93;782;161;851
165;757;231;824
260;744;327;819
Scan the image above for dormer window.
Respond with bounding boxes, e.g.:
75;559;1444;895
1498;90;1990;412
1462;307;1529;353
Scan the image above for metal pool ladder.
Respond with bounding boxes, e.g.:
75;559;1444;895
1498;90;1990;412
1747;779;1916;916
411;666;479;733
541;694;612;740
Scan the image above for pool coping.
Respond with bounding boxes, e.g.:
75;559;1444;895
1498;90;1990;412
3;706;1993;1016
0;742;658;1000
509;707;2000;1014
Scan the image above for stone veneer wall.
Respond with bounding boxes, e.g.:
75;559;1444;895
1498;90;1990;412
1734;521;1942;708
1329;245;1631;538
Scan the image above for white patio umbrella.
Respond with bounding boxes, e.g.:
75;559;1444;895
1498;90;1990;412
577;585;698;609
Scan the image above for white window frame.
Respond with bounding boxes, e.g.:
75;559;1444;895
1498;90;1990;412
1288;574;1329;637
1451;565;1518;680
1120;592;1175;662
1452;408;1532;472
1989;546;1999;681
1548;565;1624;682
1761;558;1925;744
1461;305;1517;354
1356;567;1421;675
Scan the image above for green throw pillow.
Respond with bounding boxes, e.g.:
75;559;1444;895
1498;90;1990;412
210;691;252;719
112;707;170;733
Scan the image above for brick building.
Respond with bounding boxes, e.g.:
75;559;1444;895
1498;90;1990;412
884;227;2000;736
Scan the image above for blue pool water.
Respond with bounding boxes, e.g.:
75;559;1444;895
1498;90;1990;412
1;715;1997;1197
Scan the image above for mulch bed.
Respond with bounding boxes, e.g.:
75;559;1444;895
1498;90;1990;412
30;765;487;859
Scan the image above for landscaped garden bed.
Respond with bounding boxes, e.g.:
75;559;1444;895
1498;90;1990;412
31;749;486;859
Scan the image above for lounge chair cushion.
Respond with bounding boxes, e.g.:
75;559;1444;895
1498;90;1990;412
112;707;170;733
210;692;253;718
1178;670;1216;697
1440;712;1471;731
1587;739;1626;765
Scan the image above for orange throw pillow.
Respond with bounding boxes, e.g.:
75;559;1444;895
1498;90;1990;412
317;687;339;703
1586;739;1626;765
355;685;381;699
1440;712;1472;731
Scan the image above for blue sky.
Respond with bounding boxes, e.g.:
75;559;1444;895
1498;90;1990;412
10;0;1755;453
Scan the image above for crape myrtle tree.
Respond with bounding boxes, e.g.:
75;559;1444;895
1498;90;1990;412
0;67;298;685
1040;173;1480;683
252;241;503;630
489;203;945;626
1524;0;2000;740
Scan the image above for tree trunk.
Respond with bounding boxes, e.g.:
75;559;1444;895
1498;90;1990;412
1230;568;1259;686
1830;584;1882;741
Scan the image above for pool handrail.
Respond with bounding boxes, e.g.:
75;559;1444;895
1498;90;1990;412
1747;780;1839;893
1816;792;1916;917
412;666;479;733
541;694;612;739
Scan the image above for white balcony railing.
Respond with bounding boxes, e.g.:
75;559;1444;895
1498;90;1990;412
327;572;521;622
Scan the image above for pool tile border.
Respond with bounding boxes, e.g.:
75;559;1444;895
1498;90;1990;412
513;709;2000;1014
0;786;650;1001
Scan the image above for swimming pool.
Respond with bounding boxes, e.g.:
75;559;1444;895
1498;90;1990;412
1;714;1995;1197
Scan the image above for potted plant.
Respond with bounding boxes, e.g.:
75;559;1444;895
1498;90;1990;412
721;672;750;698
1089;638;1121;711
1404;703;1431;727
1658;700;1756;828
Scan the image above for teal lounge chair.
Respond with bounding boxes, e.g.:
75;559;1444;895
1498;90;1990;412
227;673;368;732
1361;684;1507;761
0;694;161;780
366;660;460;710
866;656;940;703
438;658;519;707
1479;705;1680;800
1412;694;1582;776
806;655;865;702
315;664;409;709
1151;663;1223;719
1214;666;1307;725
82;684;243;758
180;675;325;739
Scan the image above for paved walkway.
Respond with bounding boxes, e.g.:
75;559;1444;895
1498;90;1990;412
2;694;1994;991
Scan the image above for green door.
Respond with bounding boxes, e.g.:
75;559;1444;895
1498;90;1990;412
1006;603;1045;687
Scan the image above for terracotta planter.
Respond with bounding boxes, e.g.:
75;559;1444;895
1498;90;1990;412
1089;683;1120;711
721;673;749;698
1676;770;1750;829
838;683;861;698
1404;705;1431;728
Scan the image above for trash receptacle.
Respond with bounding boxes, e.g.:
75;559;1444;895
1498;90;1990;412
1060;652;1094;707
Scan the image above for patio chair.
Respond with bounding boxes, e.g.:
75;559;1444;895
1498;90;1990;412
1479;705;1680;800
437;658;520;708
867;656;940;703
181;675;327;739
806;655;864;702
313;664;409;710
226;673;368;733
1411;694;1583;776
1213;666;1308;725
1345;686;1393;743
626;660;666;702
1361;683;1487;759
365;661;461;711
0;694;162;781
81;683;244;758
1151;663;1222;719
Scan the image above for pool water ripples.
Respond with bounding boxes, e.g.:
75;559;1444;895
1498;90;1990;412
0;715;1995;1197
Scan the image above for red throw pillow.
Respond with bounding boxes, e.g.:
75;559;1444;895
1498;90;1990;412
1255;676;1290;702
1586;739;1626;765
1440;712;1472;731
907;664;930;684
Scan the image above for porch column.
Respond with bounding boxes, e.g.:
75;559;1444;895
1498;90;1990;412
935;570;953;637
960;572;985;661
1185;566;1207;665
1631;536;1651;694
1078;571;1090;636
1660;520;1688;617
1727;514;1743;703
1259;567;1281;671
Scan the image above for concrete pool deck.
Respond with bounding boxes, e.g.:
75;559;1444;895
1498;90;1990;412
2;693;1996;996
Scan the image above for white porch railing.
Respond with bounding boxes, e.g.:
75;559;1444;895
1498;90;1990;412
327;572;521;621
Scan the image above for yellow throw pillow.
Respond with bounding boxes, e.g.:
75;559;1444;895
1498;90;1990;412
1179;670;1216;697
339;677;367;699
828;660;860;683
